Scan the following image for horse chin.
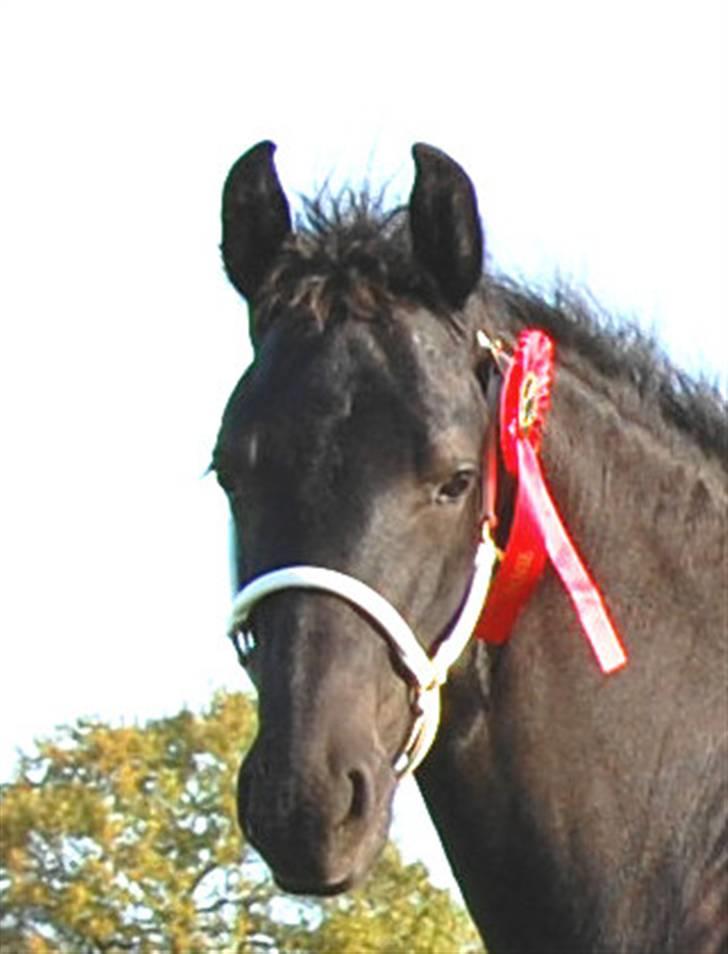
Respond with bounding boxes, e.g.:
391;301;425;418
273;870;363;897
271;835;386;897
259;814;390;898
244;787;393;898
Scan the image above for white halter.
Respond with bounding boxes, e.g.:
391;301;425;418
228;533;497;775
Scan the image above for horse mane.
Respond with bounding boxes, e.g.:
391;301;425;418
489;279;728;473
260;192;728;472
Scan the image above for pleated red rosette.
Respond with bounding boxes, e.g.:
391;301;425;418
475;329;627;674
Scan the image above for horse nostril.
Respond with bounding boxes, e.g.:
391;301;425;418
347;768;371;823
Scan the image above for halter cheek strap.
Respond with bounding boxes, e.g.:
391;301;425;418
228;536;497;776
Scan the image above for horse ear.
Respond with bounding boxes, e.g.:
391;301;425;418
221;140;292;307
409;144;483;308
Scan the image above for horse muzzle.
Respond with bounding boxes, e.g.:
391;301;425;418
228;543;496;891
237;724;395;895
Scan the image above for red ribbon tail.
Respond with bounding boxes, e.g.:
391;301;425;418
518;441;627;674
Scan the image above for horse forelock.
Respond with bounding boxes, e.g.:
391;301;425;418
252;191;469;339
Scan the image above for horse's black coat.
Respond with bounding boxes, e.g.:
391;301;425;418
214;141;728;953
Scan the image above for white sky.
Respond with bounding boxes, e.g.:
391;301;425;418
1;0;725;885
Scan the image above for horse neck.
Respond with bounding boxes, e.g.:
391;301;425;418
542;356;726;642
416;356;727;953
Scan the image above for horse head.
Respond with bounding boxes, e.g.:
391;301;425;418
213;141;498;894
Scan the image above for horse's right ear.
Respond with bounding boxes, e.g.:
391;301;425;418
221;140;292;307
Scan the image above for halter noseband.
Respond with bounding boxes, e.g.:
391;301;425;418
228;537;497;776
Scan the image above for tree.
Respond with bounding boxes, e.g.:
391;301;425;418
1;692;483;953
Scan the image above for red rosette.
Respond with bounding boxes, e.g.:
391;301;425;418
476;326;627;673
500;330;554;474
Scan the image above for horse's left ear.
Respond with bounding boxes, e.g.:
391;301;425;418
409;144;484;308
221;140;292;308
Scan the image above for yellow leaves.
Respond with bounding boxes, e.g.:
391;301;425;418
1;692;482;952
85;913;116;946
61;881;90;918
4;845;27;875
20;879;50;909
26;935;57;954
87;724;146;775
114;761;141;800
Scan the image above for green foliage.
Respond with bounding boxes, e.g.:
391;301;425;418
1;692;483;953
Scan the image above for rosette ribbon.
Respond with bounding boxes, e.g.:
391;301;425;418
475;330;627;674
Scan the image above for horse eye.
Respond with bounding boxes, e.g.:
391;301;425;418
436;468;477;503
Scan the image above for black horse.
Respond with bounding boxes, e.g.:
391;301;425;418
213;141;727;953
